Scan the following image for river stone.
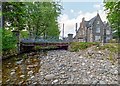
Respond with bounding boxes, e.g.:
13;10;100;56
110;69;118;75
92;80;99;84
33;64;38;67
60;71;65;74
70;75;74;81
28;65;34;68
18;81;23;85
15;67;18;70
16;60;23;65
99;81;106;84
28;70;33;75
82;62;85;66
31;76;35;79
6;79;10;82
10;71;15;75
59;64;66;68
33;82;37;84
52;79;58;83
73;62;79;64
11;69;15;72
79;56;83;58
44;74;55;80
20;75;25;78
73;68;77;72
98;51;102;54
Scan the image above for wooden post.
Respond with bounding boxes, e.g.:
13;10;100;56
12;30;20;53
62;23;64;40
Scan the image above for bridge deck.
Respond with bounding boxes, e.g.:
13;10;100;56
20;38;69;52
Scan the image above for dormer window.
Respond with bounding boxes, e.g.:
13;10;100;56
97;21;100;24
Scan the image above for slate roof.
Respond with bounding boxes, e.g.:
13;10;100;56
84;16;97;28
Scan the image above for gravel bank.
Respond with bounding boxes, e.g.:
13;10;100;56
31;48;118;84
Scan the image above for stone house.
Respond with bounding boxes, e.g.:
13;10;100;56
74;13;112;43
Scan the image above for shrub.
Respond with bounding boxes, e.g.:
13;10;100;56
108;39;117;43
20;30;29;39
97;43;118;53
2;29;17;51
69;42;99;52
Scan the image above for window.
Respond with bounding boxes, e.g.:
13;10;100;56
96;27;100;33
97;21;100;24
106;30;110;34
106;36;111;42
95;36;101;41
106;37;110;41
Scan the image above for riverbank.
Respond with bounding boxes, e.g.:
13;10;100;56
2;51;46;84
2;44;118;85
32;47;118;84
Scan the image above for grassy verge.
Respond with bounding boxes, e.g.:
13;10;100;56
96;43;118;64
2;49;17;59
96;43;118;53
35;46;58;50
69;42;99;52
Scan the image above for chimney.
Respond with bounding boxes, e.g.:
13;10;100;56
82;17;85;22
97;11;99;16
75;23;77;34
68;34;73;42
62;23;64;39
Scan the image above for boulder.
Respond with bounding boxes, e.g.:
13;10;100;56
44;74;55;80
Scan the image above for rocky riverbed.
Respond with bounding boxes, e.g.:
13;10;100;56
2;46;118;85
31;47;118;84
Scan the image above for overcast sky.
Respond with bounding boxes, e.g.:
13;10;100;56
58;1;107;37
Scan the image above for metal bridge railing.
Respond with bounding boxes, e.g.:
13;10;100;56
20;36;68;43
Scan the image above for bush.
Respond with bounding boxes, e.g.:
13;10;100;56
20;30;29;39
108;39;117;43
97;43;118;53
2;29;17;51
69;42;99;52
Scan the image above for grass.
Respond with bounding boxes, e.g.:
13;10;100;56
108;52;117;65
96;43;118;63
96;43;118;53
69;42;99;52
35;46;58;50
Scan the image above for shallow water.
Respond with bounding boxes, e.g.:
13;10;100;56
2;51;46;84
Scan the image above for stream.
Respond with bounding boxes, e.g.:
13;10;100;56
2;51;47;84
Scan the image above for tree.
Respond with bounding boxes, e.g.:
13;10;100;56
2;1;62;51
104;0;120;42
2;29;17;51
24;2;62;39
2;2;26;30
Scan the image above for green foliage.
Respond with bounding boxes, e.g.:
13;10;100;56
104;0;120;40
24;2;61;38
69;42;99;52
20;30;29;39
2;1;62;52
97;43;118;53
0;20;1;54
3;2;26;30
108;39;117;43
35;46;58;50
108;52;115;64
2;29;17;51
3;1;62;38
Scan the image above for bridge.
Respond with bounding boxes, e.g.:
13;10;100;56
20;36;70;53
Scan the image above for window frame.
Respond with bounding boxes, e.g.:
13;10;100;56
96;26;100;33
106;29;110;35
95;36;101;41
